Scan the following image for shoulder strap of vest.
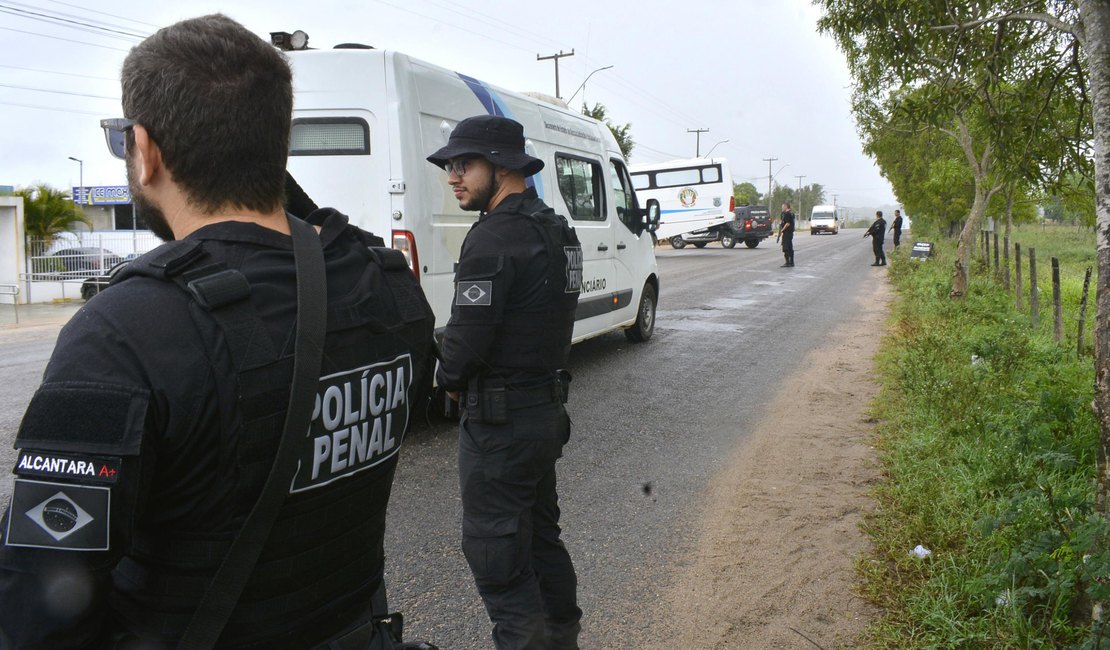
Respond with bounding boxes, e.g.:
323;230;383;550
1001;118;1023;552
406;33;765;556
117;239;278;371
368;246;429;325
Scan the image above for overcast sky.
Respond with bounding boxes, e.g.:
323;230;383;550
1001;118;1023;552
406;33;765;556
0;0;898;210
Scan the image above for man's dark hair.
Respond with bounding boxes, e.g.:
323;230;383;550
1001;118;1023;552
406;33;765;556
876;210;883;217
121;14;292;214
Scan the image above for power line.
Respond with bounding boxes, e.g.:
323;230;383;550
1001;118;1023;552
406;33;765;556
0;26;131;52
0;63;116;82
0;3;145;40
43;0;161;30
0;82;119;101
0;100;105;116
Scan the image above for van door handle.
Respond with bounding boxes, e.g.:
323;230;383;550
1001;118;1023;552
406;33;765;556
617;242;627;250
597;244;609;252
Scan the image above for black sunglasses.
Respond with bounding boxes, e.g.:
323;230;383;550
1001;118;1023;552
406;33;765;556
100;117;135;159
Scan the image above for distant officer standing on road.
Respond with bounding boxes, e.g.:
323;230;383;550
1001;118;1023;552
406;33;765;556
864;210;888;265
891;209;904;248
778;201;796;267
0;14;435;648
427;115;584;650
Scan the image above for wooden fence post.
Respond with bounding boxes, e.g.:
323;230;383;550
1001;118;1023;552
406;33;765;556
1029;247;1039;330
1015;243;1024;311
1052;257;1062;342
993;231;1000;274
1079;266;1093;355
1003;235;1011;290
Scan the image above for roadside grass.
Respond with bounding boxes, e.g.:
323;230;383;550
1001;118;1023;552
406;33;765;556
859;232;1110;649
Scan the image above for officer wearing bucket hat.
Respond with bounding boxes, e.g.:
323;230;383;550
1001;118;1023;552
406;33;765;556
428;115;584;650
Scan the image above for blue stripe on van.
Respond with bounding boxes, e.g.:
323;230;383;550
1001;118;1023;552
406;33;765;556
456;73;545;199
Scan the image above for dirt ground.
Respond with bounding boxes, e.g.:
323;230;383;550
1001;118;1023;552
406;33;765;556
649;276;892;649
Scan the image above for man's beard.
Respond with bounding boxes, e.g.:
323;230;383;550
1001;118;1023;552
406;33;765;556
126;154;175;242
459;173;499;212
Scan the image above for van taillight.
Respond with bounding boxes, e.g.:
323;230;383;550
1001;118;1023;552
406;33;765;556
729;195;735;213
392;230;420;282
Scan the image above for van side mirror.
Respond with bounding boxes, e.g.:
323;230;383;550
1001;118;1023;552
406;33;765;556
642;200;660;233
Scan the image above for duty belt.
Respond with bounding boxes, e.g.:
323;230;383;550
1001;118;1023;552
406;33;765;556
464;372;570;424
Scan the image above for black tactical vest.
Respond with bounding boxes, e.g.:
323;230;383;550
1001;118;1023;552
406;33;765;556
106;224;434;648
487;207;582;373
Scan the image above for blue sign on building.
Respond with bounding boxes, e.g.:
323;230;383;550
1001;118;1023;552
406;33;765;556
73;186;131;205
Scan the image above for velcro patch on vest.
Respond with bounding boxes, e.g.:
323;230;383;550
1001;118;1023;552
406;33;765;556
456;281;493;306
564;245;583;293
14;450;121;484
4;479;110;551
289;353;412;494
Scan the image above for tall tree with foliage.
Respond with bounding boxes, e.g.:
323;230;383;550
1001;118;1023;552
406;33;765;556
733;181;760;206
581;102;634;159
818;0;1110;630
17;183;91;243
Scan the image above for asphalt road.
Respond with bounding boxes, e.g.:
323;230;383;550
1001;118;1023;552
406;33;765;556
0;228;890;648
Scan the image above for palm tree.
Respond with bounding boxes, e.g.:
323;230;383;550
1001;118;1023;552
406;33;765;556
18;183;92;243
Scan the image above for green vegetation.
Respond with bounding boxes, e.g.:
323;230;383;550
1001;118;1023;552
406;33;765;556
865;231;1109;648
17;183;91;243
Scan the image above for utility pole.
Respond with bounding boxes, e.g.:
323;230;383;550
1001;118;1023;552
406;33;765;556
687;128;709;157
537;49;574;99
795;175;806;220
68;156;83;205
763;157;778;209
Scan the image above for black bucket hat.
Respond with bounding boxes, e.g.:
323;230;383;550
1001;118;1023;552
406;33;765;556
427;115;544;176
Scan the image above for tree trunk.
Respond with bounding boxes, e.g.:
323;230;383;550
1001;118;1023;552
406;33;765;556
1080;0;1110;627
950;118;997;298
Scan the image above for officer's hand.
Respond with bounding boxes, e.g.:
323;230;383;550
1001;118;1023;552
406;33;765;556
447;391;459;402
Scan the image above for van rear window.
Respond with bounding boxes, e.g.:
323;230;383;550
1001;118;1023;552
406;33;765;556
290;118;370;155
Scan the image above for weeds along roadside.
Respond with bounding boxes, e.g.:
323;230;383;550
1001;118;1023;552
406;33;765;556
859;230;1109;649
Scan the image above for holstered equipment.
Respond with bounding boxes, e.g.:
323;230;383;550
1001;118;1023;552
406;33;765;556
465;370;571;424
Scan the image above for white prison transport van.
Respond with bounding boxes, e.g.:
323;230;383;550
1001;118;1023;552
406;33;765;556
809;204;840;235
283;44;660;344
628;158;736;246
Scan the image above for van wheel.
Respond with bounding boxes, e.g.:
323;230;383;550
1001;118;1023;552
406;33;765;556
721;233;737;248
625;283;656;343
693;242;707;249
744;239;760;248
669;236;686;249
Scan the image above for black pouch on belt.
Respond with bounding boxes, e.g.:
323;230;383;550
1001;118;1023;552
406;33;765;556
481;386;508;424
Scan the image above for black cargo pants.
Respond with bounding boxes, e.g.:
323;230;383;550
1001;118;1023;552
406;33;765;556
872;237;886;264
458;399;581;650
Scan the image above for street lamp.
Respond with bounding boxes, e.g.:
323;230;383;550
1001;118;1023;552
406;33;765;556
68;156;83;205
704;139;729;158
769;163;789;209
566;65;613;105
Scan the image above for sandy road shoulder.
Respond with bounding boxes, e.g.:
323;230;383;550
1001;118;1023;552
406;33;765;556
647;276;892;649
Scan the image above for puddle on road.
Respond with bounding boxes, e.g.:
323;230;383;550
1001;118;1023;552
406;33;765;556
709;298;760;310
655;317;744;333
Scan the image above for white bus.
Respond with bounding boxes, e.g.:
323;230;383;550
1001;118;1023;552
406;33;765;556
283;41;660;344
629;158;736;248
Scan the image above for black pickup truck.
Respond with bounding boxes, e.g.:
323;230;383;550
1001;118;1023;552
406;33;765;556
728;205;774;248
668;205;774;249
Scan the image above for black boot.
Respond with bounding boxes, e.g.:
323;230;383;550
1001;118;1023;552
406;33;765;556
788;253;795;267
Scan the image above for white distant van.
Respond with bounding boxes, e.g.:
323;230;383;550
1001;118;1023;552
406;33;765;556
628;158;736;247
809;204;840;235
282;43;660;344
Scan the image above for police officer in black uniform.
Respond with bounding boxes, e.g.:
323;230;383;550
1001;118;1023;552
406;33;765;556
891;209;904;248
427;115;584;650
0;15;434;648
865;210;888;265
779;202;796;267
